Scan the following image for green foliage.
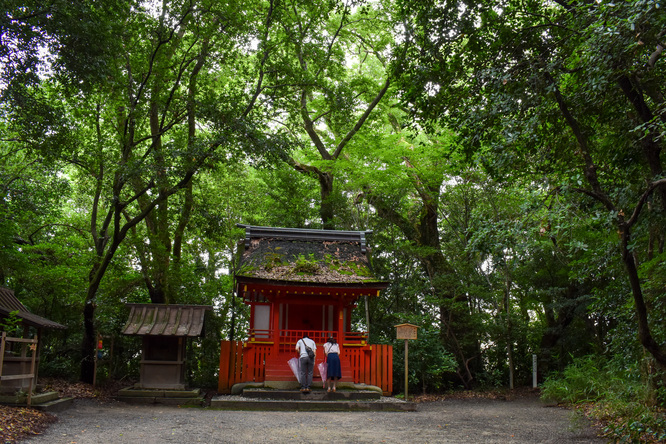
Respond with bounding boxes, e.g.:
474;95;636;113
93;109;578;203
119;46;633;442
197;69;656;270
187;312;224;389
600;403;666;444
541;355;666;442
0;310;21;336
541;355;610;404
393;325;458;394
475;368;506;389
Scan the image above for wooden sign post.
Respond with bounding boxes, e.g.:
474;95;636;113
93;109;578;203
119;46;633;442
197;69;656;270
395;323;419;401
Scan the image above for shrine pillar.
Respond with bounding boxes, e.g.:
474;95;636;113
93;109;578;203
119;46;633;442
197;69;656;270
337;302;344;345
272;301;280;355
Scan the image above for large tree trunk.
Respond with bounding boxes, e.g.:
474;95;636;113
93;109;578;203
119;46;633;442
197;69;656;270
318;171;335;230
620;225;666;368
367;185;478;387
81;236;121;383
80;290;96;383
539;290;577;375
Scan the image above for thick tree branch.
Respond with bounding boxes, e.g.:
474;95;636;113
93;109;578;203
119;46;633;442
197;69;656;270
648;30;665;68
333;77;391;158
626;178;666;227
314;7;348;78
547;73;615;210
300;90;333;160
243;0;276;118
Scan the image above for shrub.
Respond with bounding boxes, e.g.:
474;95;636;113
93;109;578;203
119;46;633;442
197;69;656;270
541;355;608;404
541;355;666;442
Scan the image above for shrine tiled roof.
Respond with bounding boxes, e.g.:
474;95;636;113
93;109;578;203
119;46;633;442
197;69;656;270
235;225;386;286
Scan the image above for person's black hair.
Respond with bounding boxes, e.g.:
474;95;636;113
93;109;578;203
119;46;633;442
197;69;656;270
327;336;336;344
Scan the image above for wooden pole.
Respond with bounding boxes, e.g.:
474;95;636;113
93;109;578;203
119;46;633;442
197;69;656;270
0;332;6;385
404;338;408;401
27;335;37;406
364;295;370;342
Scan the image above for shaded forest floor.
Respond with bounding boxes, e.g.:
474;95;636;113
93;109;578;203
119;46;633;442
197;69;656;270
0;378;126;443
0;383;548;443
2;382;659;443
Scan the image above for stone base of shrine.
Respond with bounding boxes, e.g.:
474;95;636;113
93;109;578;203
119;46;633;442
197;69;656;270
209;393;415;412
209;383;415;411
116;386;205;406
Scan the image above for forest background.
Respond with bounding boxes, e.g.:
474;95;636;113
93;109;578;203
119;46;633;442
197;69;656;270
1;0;665;440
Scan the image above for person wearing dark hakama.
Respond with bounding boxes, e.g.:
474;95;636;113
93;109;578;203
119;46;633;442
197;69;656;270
324;336;342;392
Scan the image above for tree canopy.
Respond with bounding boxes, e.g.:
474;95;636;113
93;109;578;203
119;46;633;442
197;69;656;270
1;2;665;435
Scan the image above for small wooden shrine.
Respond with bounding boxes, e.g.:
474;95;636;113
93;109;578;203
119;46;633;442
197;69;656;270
218;225;393;394
0;287;66;396
122;304;212;389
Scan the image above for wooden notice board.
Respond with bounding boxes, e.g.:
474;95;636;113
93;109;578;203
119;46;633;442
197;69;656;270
395;323;418;340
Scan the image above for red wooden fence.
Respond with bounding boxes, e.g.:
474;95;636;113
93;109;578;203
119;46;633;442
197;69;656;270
218;341;393;395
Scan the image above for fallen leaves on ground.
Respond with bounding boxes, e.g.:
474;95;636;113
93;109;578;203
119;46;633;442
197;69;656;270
0;405;56;444
0;378;132;444
39;377;125;402
412;386;540;403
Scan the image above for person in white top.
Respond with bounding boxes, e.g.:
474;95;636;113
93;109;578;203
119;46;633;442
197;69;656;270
295;335;317;392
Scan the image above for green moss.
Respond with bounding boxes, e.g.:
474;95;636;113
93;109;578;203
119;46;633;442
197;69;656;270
262;252;284;272
292;253;319;274
324;254;372;277
351;262;372;277
236;264;257;276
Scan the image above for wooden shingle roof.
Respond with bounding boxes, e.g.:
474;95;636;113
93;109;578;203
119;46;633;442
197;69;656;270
121;304;213;337
0;287;66;330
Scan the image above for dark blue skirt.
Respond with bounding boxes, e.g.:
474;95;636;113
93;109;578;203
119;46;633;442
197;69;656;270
327;353;342;379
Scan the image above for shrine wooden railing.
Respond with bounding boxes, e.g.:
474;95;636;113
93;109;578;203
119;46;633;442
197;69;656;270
218;339;393;395
246;329;369;351
248;329;368;346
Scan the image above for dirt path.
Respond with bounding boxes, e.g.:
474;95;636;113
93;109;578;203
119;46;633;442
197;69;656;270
23;396;605;443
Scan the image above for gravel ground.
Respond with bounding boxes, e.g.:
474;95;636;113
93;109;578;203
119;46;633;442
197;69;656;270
22;396;605;444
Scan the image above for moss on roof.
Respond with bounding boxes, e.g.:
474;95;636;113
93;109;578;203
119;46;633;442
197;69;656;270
236;238;381;284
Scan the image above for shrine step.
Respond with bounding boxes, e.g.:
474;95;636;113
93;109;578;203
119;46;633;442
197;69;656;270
242;388;380;401
0;391;60;404
33;396;74;412
209;394;416;412
0;391;73;412
116;387;205;406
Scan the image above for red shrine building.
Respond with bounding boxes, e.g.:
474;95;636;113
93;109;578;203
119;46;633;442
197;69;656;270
218;225;393;394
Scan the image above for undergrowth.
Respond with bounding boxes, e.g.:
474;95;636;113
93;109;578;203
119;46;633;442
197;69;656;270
541;355;666;443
